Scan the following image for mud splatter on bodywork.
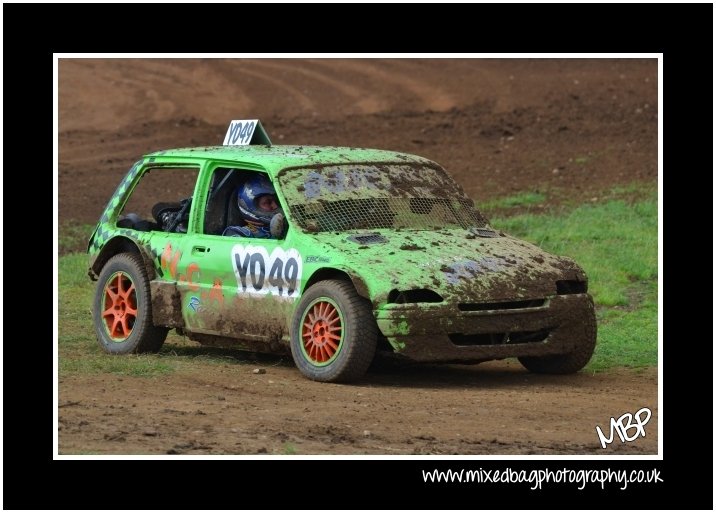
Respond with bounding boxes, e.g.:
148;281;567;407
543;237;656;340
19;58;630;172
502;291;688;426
296;226;591;362
150;280;183;328
279;163;489;234
182;294;293;354
376;294;595;362
89;147;595;368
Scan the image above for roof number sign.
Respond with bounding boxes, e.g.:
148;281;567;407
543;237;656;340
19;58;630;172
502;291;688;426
224;120;257;145
223;119;272;146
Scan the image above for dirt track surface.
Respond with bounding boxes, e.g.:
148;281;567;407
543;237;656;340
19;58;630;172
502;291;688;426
59;359;657;455
58;58;658;455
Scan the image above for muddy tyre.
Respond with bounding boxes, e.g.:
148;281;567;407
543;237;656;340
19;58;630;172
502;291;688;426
93;253;168;354
518;305;597;374
290;280;377;383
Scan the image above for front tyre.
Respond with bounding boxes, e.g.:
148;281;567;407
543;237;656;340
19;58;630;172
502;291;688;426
290;280;377;382
518;303;597;374
93;252;168;354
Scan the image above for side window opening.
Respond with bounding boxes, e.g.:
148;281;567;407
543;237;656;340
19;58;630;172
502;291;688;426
204;168;287;239
203;167;248;236
118;166;199;233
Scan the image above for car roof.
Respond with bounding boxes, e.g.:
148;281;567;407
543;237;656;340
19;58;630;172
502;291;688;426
144;145;435;174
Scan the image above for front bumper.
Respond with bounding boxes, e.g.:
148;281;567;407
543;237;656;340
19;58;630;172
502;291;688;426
374;294;595;362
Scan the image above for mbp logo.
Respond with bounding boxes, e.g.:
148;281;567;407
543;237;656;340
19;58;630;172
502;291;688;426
596;407;652;449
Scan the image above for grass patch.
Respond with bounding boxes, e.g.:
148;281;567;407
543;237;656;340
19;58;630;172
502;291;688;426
282;442;298;455
60;354;175;377
58;252;177;377
59;221;96;255
479;181;656;216
608;183;646;196
590;282;657;371
479;191;546;211
491;185;657;370
492;191;657;307
59;254;96;353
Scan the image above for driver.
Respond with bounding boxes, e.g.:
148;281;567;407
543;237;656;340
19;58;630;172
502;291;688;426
223;175;284;238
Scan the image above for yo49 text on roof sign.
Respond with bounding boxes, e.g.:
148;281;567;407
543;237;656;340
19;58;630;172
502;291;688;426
223;119;258;146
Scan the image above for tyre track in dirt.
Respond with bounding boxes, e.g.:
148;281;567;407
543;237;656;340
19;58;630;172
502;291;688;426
213;59;318;112
246;59;388;114
311;58;457;112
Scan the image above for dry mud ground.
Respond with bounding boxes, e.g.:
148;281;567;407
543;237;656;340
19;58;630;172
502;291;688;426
58;58;658;455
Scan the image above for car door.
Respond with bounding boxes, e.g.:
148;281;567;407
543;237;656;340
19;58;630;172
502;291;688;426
179;165;303;348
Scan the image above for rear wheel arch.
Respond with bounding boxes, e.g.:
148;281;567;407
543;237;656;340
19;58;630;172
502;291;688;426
90;236;156;281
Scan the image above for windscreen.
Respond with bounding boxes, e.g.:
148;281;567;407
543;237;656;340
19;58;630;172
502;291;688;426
279;163;490;232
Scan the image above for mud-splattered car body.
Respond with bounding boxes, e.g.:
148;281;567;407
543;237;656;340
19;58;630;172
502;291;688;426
88;144;596;382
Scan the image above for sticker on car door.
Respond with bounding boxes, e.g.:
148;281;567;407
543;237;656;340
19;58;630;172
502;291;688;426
231;244;303;299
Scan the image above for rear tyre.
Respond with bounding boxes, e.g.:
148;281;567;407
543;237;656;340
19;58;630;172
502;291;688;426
290;280;377;382
93;252;168;354
518;304;597;374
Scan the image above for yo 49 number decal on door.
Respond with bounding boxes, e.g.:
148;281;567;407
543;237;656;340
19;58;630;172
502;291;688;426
232;245;303;299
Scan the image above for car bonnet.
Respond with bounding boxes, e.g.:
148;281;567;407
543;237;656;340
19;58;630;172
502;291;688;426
307;229;587;304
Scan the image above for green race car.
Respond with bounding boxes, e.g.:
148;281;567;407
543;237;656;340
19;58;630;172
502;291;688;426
88;122;596;382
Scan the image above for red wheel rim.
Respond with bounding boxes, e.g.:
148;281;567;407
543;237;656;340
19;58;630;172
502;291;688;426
101;272;137;341
301;300;343;365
